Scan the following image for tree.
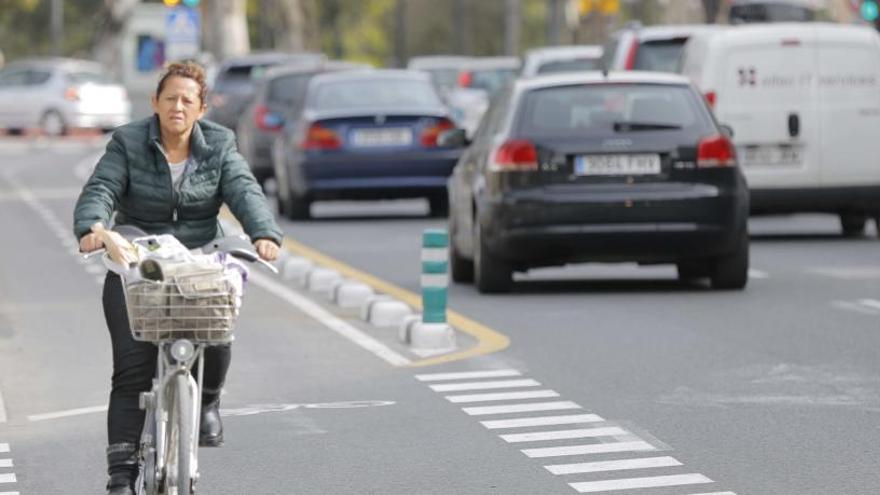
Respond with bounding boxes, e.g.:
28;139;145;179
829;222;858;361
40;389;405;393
204;0;250;59
701;0;721;23
93;0;141;81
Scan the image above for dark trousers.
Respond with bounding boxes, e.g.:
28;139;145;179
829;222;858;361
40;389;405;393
102;272;231;448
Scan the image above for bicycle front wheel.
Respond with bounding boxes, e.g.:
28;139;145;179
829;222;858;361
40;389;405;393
167;374;195;494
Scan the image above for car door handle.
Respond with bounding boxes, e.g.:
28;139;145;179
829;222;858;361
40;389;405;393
788;113;799;138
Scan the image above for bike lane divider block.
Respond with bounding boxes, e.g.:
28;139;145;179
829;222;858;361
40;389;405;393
360;295;413;328
281;256;314;284
328;280;375;308
304;267;343;295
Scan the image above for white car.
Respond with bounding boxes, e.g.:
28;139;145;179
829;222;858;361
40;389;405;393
679;23;880;236
520;45;603;77
0;57;131;136
603;23;727;73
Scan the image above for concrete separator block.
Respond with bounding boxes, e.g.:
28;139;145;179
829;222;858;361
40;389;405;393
305;268;343;294
329;281;375;308
361;296;413;327
410;321;456;352
398;314;423;344
282;257;314;284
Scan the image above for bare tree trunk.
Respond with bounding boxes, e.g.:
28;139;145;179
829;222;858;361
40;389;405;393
204;0;249;60
93;0;141;81
274;0;314;52
701;0;721;23
503;0;521;56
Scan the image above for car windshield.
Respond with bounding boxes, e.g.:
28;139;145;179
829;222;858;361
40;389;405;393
536;58;600;75
311;78;441;110
469;68;517;96
268;73;312;105
67;70;112;84
516;83;713;139
633;39;688;73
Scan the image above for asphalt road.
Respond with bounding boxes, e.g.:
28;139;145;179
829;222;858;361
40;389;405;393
1;135;879;494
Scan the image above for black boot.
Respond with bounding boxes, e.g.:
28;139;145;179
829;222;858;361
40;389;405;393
199;396;224;447
106;443;137;495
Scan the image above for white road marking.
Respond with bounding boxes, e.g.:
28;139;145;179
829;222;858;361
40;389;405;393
0;389;6;424
545;456;682;475
415;369;521;381
73;149;104;181
748;269;769;279
569;473;713;493
0;474;15;484
0;492;20;495
463;401;581;416
481;414;604;429
0;445;7;454
500;426;628;443
0;460;11;468
446;390;559;403
248;270;411;366
687;492;737;495
810;267;880;280
27;405;108;422
831;300;880;315
521;440;656;458
858;299;880;311
429;379;540;392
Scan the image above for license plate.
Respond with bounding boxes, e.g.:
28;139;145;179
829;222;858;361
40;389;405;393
351;128;412;147
738;144;802;167
574;154;661;176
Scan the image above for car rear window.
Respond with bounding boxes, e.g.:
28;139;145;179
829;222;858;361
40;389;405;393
633;39;687;73
515;83;714;139
311;78;441;111
67;71;112;84
268;73;312;104
536;58;600;75
469;69;517;95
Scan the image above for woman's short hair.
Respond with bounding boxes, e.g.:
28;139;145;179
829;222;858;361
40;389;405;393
156;61;208;106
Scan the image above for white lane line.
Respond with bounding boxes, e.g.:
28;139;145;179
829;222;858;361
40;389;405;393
429;379;540;392
0;474;15;483
73;149;104;181
463;401;581;416
446;390;559;403
687;492;737;495
0;444;7;454
0;459;11;468
569;473;713;493
831;301;880;315
0;388;6;424
0;492;21;495
415;369;521;381
481;414;604;429
858;299;880;311
748;269;769;279
545;456;682;475
500;426;628;443
248;271;411;367
27;404;108;422
522;440;655;458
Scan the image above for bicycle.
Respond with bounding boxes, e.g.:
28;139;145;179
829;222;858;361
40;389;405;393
87;227;277;495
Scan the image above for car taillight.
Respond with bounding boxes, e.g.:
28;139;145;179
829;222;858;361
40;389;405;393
624;41;639;70
704;91;717;109
458;71;472;87
420;118;456;147
254;105;283;132
64;87;79;101
301;123;341;150
490;139;538;172
697;134;736;168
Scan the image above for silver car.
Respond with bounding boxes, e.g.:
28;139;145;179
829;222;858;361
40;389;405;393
0;58;131;136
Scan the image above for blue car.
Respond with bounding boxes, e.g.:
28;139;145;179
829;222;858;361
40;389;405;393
272;69;463;219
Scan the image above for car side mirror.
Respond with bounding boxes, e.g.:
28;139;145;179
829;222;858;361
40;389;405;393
719;124;735;139
438;128;470;148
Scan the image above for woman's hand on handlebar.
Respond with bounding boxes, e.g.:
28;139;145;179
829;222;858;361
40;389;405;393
79;233;105;253
253;239;279;262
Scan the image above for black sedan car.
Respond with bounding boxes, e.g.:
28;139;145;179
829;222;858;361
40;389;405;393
206;51;324;130
236;60;369;186
444;72;749;293
272;69;463;219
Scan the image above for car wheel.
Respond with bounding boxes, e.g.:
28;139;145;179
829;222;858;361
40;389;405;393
840;212;867;238
710;232;749;290
428;194;449;218
676;261;709;281
450;242;474;283
473;221;511;293
283;191;311;220
40;110;66;137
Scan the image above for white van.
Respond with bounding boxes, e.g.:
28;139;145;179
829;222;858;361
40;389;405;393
680;23;880;236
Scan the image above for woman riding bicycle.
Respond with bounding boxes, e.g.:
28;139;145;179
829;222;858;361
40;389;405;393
73;61;282;495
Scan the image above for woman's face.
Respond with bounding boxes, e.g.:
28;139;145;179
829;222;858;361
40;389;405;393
152;75;206;136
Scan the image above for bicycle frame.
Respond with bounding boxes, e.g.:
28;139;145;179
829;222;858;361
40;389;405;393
138;340;205;495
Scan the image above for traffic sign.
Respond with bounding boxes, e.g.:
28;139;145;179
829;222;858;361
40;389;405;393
165;6;200;61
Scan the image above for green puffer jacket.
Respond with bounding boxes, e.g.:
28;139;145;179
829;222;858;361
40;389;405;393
73;116;282;249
